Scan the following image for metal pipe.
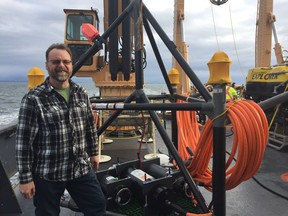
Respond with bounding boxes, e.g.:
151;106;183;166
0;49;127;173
143;4;212;102
92;101;214;112
96;91;137;136
122;0;132;81
171;85;178;150
211;84;226;216
258;90;288;111
174;93;209;103
140;92;209;213
72;0;135;75
134;0;144;90
90;94;170;103
108;0;119;81
143;16;174;95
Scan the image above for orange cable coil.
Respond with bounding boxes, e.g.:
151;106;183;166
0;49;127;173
176;99;268;191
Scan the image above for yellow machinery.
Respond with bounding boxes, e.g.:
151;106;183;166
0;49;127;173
63;3;140;135
246;65;288;102
245;0;288;102
63;7;136;98
172;0;190;94
63;0;191;97
245;0;288;149
63;1;192;136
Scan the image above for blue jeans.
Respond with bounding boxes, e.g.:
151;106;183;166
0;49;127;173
33;171;106;216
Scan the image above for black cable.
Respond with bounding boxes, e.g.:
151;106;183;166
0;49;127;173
252;175;288;201
225;125;234;137
225;150;288;201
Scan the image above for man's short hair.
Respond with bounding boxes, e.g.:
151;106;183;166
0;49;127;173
45;43;72;61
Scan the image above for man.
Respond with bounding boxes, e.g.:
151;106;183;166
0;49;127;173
226;82;237;102
16;43;106;215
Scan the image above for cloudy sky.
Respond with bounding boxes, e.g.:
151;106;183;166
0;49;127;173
0;0;287;85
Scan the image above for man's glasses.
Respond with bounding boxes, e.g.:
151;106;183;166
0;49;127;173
48;59;72;65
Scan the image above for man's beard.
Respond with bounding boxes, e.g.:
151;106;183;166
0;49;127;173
53;69;70;82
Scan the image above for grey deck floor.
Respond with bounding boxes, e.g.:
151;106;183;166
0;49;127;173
6;121;288;216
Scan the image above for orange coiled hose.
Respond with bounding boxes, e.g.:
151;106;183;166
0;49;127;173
177;99;268;191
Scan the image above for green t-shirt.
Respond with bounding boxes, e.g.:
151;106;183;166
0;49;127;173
55;87;70;103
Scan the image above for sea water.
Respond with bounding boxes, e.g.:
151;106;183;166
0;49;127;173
0;81;168;127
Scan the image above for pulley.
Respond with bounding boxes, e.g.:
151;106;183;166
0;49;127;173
210;0;228;6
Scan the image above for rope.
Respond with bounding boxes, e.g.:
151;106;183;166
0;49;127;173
210;1;246;81
210;3;220;50
176;99;268;192
228;0;246;80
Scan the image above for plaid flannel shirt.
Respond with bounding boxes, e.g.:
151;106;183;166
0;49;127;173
16;78;98;184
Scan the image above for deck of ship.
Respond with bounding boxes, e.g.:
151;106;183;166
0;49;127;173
1;120;288;216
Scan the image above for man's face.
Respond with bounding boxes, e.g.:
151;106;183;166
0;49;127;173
45;48;72;83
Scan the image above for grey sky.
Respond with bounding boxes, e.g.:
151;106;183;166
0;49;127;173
0;0;287;85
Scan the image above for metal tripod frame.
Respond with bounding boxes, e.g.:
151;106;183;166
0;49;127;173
71;0;229;214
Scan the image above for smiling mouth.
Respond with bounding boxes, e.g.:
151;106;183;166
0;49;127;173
57;70;68;75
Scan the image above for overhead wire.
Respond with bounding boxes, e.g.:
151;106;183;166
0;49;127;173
211;1;246;81
228;0;246;80
210;3;220;51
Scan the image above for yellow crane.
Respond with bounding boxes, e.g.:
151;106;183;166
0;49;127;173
245;0;288;102
63;5;136;98
245;0;288;150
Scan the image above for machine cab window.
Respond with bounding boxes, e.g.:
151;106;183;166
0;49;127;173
66;14;94;41
63;9;100;71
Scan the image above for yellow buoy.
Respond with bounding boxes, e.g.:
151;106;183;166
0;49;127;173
207;51;232;84
168;68;180;85
27;67;45;90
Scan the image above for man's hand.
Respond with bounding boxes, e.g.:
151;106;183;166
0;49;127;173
90;155;99;171
19;181;35;199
